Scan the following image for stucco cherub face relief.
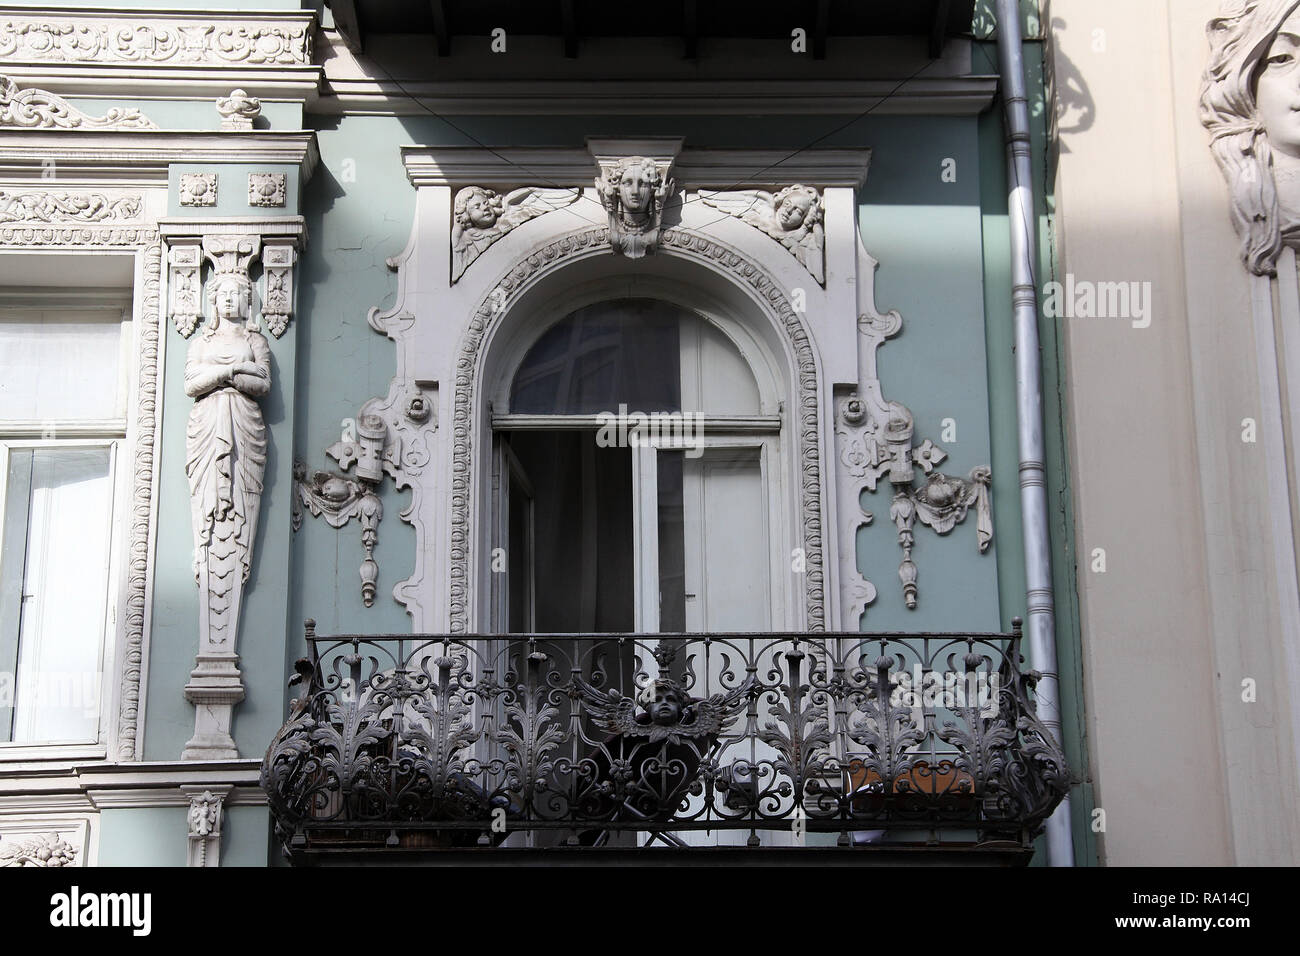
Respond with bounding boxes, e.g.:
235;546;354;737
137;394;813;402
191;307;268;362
1257;11;1300;159
777;191;813;230
464;191;498;229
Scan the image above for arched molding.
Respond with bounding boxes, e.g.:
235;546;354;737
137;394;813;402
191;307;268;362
450;225;827;633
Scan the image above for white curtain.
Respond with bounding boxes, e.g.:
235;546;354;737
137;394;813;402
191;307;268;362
11;447;112;743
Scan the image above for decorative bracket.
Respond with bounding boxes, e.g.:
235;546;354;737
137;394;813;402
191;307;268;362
182;786;230;868
168;242;202;336
294;379;437;609
261;240;296;337
293;462;384;606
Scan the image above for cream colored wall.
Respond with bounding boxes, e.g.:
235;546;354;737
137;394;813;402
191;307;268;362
1050;0;1300;865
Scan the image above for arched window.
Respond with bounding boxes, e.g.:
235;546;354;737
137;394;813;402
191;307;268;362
492;297;783;635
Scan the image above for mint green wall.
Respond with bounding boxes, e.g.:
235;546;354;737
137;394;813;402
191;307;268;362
97;808;186;866
222;807;271;866
855;116;1000;632
169;164;301;217
97;806;268;865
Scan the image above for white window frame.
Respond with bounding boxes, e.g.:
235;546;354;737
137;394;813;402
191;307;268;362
0;290;133;759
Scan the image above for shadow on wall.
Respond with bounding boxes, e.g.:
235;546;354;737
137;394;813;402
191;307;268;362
1048;18;1097;155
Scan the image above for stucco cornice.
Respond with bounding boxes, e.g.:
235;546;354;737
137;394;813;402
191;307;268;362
0;129;319;181
401;145;873;189
0;6;320;101
325;77;997;118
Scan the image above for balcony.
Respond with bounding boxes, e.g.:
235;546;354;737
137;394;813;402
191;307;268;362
261;621;1070;865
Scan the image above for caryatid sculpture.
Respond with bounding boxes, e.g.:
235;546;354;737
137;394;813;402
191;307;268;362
595;156;674;258
1202;0;1300;274
181;236;270;758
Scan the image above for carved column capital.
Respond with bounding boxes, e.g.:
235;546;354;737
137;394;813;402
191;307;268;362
161;218;305;340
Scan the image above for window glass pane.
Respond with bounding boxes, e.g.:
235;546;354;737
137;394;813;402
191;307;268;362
4;446;111;743
0;309;127;420
511;299;682;414
656;450;685;633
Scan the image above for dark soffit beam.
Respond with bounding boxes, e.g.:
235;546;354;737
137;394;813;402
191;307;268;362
813;0;829;60
930;0;952;59
683;0;698;59
430;0;450;56
561;0;578;58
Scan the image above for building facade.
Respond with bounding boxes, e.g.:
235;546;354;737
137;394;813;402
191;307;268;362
0;0;1292;867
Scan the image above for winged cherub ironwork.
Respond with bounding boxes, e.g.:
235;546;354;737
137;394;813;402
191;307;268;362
573;673;758;746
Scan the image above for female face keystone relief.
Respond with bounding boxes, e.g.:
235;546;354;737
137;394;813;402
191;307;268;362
1257;9;1300;159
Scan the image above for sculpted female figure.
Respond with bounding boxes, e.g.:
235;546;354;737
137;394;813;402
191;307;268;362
1202;0;1300;274
596;156;673;258
185;271;270;646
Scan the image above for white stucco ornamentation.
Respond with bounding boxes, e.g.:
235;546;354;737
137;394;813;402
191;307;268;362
118;241;165;761
182;786;230;867
179;173;217;207
181;235;268;760
248;172;286;207
698;186;826;283
0;74;156;129
0;16;312;66
169;242;202;336
1202;0;1300;274
0;833;78;867
298;379;436;610
293;462;384;607
451;185;581;281
0;189;142;223
261;241;296;336
218;89;261;131
595;156;676;258
0;225;157;246
833;308;994;617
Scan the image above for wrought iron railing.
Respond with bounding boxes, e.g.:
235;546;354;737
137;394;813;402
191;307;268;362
261;620;1070;856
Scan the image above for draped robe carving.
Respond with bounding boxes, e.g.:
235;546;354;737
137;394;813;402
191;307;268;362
184;277;270;649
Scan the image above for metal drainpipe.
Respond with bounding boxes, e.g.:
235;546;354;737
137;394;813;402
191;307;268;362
995;0;1075;867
